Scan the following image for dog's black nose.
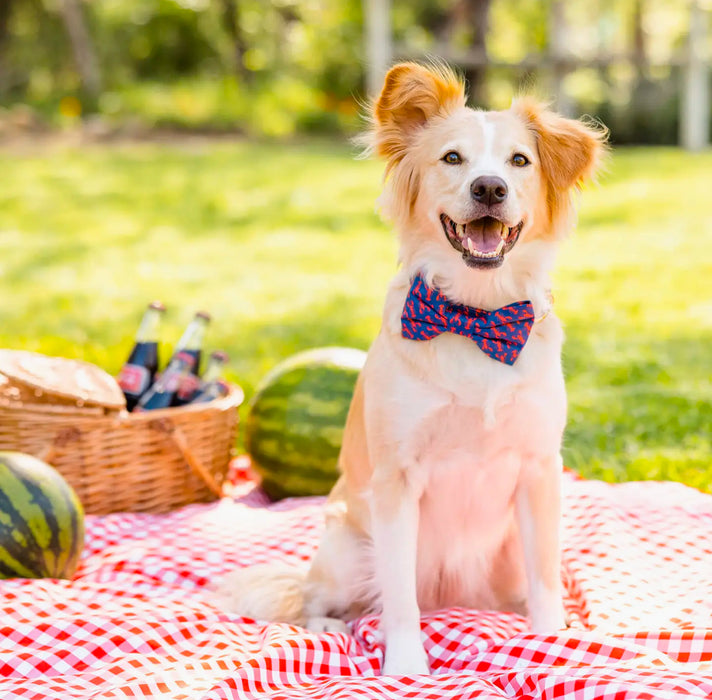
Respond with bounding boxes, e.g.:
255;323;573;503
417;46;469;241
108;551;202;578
471;176;508;205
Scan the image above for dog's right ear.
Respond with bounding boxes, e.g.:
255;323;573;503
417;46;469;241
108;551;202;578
372;62;465;169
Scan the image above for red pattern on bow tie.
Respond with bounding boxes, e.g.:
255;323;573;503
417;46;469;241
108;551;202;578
400;275;535;365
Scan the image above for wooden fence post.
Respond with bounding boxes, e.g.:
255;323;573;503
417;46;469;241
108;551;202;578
681;0;709;151
364;0;392;96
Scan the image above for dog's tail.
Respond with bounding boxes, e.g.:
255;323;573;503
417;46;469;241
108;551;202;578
213;563;308;626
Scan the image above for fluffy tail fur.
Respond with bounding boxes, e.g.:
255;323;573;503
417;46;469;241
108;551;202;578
214;563;308;626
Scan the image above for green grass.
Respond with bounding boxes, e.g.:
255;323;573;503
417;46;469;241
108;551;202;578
0;141;710;491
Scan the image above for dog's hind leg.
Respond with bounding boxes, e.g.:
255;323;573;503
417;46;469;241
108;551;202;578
303;500;376;630
489;516;529;616
215;494;374;631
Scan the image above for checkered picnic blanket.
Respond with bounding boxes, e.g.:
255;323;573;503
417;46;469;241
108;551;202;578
1;468;711;699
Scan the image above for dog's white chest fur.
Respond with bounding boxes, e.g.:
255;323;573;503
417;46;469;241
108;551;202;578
362;277;567;611
411;402;524;610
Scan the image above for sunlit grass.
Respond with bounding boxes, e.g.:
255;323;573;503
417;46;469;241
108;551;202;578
0;140;710;490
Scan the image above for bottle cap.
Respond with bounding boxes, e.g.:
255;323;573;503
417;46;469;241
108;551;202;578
196;311;211;322
149;301;166;312
210;350;229;364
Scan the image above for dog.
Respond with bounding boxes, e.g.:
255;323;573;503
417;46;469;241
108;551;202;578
217;62;607;676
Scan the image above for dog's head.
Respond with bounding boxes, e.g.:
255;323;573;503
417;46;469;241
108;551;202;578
368;62;607;272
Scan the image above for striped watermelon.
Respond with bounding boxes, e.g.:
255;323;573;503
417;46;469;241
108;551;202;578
246;346;366;500
0;452;85;579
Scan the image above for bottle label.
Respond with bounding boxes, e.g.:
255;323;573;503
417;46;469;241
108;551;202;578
118;364;151;396
163;372;182;393
177;374;201;401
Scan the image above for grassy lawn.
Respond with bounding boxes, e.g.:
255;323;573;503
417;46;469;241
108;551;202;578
0;139;710;491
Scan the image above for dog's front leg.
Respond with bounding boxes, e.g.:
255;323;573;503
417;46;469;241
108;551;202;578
515;454;566;633
370;471;429;675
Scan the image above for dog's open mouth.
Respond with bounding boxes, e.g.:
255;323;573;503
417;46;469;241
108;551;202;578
440;214;523;269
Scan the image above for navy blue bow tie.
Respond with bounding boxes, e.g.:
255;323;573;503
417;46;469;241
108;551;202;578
401;275;535;365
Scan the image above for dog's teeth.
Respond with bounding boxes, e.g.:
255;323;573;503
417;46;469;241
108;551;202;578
495;239;505;254
457;223;466;238
467;238;475;254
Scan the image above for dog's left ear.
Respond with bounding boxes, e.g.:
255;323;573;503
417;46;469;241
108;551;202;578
514;98;608;190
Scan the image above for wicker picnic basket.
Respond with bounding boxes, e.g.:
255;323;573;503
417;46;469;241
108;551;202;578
0;350;243;514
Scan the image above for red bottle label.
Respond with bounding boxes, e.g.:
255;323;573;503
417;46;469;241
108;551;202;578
118;364;151;396
177;374;201;400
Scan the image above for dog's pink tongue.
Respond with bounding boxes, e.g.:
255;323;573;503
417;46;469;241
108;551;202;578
465;218;503;253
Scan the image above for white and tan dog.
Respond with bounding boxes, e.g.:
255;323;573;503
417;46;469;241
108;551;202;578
218;62;606;676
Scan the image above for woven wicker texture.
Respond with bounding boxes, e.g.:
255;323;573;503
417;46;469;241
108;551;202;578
0;352;243;514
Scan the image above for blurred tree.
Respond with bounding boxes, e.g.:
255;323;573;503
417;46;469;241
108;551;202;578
294;0;364;100
219;0;250;82
630;0;655;115
0;0;698;143
632;0;646;77
112;1;220;78
0;0;14;92
0;0;69;99
58;0;102;97
453;0;492;105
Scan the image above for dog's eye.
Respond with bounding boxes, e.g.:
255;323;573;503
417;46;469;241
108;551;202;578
512;153;530;167
442;151;462;165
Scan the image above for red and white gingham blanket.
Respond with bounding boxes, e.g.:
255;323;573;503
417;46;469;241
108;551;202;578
1;468;711;699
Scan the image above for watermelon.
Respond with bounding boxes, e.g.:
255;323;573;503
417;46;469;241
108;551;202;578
246;346;366;500
0;452;85;579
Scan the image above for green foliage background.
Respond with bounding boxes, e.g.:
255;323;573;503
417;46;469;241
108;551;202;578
0;0;696;142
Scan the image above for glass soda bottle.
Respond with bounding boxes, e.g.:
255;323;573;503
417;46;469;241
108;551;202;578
191;377;230;403
172;311;210;374
191;378;230;404
171;311;211;405
190;351;230;404
135;351;193;411
117;301;165;411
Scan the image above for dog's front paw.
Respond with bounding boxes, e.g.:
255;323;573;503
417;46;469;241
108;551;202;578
529;600;567;634
382;634;430;675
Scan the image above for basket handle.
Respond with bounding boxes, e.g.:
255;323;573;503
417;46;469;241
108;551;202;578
37;427;82;465
148;418;223;497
